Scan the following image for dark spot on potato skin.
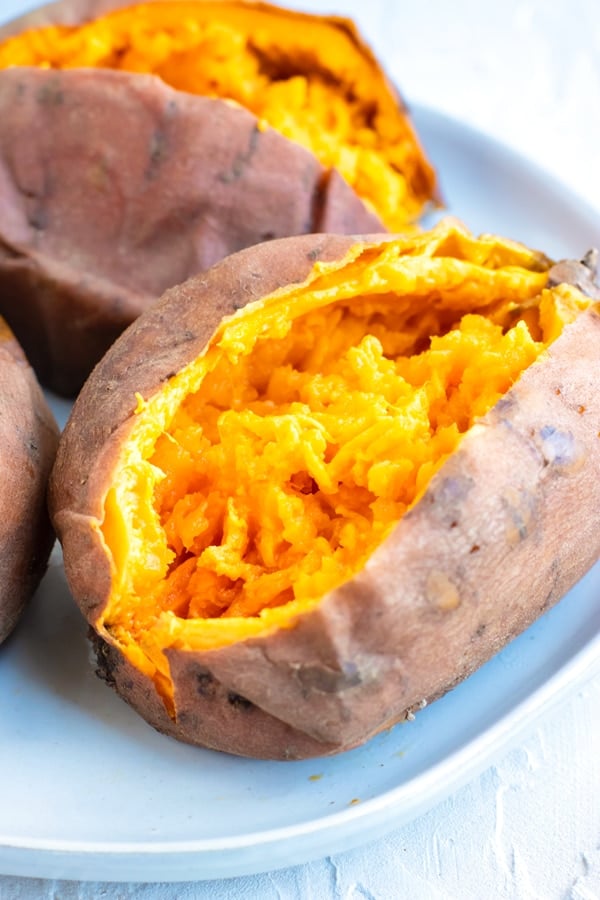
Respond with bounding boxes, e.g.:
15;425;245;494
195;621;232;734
28;206;48;231
17;166;53;235
492;393;516;415
92;631;117;689
501;487;536;542
217;125;261;184
36;80;65;107
420;474;474;528
509;509;528;540
306;245;324;262
539;425;576;468
297;662;362;694
196;669;217;699
227;691;254;711
436;475;474;505
172;329;197;343
146;128;169;180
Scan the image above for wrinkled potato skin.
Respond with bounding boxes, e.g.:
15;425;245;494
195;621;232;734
50;234;600;759
0;67;381;395
0;322;58;645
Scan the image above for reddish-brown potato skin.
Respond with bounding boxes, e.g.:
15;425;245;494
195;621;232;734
49;234;600;759
0;67;381;396
0;321;58;645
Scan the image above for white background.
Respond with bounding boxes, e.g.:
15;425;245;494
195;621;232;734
0;1;599;898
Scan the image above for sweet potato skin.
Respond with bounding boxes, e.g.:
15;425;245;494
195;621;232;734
0;321;59;645
0;67;381;395
49;234;600;759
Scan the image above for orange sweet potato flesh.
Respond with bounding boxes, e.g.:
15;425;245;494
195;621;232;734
0;0;437;396
0;320;59;645
49;222;600;759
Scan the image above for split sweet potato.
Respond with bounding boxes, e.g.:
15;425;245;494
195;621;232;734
0;0;437;395
49;221;600;758
0;320;58;645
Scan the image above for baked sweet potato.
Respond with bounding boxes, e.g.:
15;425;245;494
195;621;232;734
0;319;58;645
0;0;438;396
0;66;382;396
49;221;600;759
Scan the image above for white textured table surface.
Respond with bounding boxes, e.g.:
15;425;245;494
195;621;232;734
1;0;599;898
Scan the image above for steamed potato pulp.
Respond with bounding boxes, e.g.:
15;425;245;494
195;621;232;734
0;1;433;229
97;229;589;706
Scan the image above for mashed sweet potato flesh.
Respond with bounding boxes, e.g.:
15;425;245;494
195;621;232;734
93;228;591;707
0;1;434;229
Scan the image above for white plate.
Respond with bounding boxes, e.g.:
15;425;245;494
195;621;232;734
1;105;600;883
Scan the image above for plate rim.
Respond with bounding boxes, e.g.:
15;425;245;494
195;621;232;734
1;631;598;882
413;102;600;235
2;629;600;858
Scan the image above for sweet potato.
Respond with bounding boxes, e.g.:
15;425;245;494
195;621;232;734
49;220;600;759
0;0;438;395
0;320;58;645
0;67;381;395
